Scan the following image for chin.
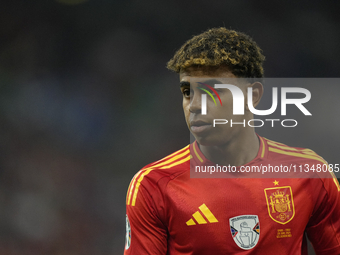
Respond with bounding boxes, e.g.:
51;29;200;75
194;135;223;147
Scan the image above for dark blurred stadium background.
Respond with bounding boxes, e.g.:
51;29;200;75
0;0;339;254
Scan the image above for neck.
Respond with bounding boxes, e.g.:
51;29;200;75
198;129;260;166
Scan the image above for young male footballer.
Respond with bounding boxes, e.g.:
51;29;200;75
124;27;340;255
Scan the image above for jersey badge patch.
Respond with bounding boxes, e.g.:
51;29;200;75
125;214;131;250
229;215;260;250
264;186;295;224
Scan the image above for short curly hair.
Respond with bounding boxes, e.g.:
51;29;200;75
167;27;265;78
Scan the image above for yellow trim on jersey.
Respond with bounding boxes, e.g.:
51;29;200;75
330;171;340;191
127;171;143;205
127;147;189;205
193;142;203;163
259;136;266;158
269;142;324;160
268;146;340;190
151;145;189;165
131;150;190;206
159;155;191;169
267;139;340;191
126;173;135;204
267;141;313;153
265;138;293;147
268;147;327;165
266;138;326;162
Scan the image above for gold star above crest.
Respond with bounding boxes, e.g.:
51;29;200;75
273;180;279;186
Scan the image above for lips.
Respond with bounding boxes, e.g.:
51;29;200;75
190;120;210;126
190;120;212;133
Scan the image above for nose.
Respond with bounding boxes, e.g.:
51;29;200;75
190;91;202;114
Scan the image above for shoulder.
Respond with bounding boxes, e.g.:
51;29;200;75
263;137;340;186
263;137;327;165
126;145;190;207
137;144;191;184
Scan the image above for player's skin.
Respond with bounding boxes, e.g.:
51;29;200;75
179;65;264;167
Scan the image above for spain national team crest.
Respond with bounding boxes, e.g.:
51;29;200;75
264;186;295;224
229;215;260;250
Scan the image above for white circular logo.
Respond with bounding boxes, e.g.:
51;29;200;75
125;215;131;250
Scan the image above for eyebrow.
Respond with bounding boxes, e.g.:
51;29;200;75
200;79;223;86
180;79;223;88
180;81;190;88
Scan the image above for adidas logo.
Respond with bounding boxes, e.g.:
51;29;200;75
186;204;218;226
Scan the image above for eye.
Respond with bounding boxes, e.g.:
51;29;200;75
182;88;191;98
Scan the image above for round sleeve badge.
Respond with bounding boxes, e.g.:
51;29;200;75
125;214;131;250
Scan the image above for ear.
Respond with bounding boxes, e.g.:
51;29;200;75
245;82;264;111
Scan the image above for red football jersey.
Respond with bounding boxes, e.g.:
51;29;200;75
124;136;340;255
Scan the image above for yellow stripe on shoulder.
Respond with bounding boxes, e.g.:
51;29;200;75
193;143;203;163
268;144;340;191
126;175;134;204
131;149;190;206
330;171;340;191
267;140;312;153
259;136;266;158
150;145;189;166
126;145;189;205
160;155;191;169
264;138;288;147
265;139;324;159
268;147;328;165
126;170;144;205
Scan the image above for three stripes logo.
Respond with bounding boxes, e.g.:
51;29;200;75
186;203;218;226
197;82;222;115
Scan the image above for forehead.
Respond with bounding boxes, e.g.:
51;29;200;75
179;66;237;82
